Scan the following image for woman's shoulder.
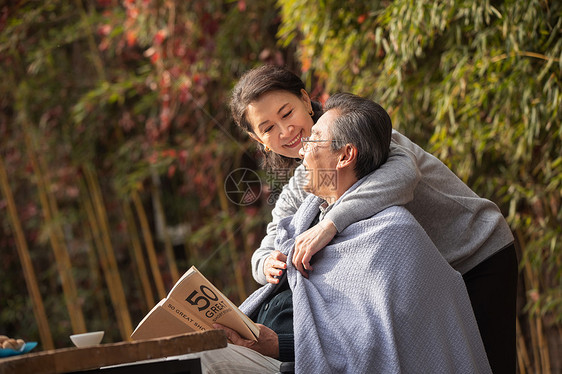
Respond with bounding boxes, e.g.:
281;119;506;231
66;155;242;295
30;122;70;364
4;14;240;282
283;164;309;197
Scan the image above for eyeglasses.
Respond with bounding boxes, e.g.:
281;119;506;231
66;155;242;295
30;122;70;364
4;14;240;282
301;136;338;152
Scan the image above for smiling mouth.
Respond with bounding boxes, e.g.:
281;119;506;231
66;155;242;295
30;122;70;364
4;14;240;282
284;131;302;148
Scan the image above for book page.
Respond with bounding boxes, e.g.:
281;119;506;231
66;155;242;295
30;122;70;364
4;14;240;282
161;297;210;333
131;299;197;340
168;266;259;341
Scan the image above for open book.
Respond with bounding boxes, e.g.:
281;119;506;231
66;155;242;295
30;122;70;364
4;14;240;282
131;266;259;341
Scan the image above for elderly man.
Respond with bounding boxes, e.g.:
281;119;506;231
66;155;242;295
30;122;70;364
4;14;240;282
193;93;491;373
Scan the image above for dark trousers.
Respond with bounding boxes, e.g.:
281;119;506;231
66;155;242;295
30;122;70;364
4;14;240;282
463;243;518;374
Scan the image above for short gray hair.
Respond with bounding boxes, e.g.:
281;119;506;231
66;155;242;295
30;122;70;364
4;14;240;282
324;93;392;180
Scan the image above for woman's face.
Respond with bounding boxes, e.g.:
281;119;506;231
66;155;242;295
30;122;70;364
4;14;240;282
245;89;314;159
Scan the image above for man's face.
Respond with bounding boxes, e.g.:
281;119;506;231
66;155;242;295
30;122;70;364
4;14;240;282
298;110;341;199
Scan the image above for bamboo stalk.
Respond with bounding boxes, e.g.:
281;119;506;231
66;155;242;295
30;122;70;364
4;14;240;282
75;0;106;81
516;316;531;373
150;171;179;284
131;191;167;300
79;177;113;327
85;240;110;325
22;122;87;334
0;156;54;349
82;163;133;340
38;147;88;335
81;168;120;328
214;163;247;302
524;265;541;374
518;229;544;374
535;311;551;374
122;201;154;311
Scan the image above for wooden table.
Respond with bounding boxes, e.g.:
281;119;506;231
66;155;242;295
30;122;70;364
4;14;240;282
0;330;227;374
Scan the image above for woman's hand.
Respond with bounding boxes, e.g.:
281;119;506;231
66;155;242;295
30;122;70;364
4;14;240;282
264;250;287;284
213;323;280;359
292;219;337;278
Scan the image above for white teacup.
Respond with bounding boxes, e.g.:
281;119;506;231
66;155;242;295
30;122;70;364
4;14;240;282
70;331;104;348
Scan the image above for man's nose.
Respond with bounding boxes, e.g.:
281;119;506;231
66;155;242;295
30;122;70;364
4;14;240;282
298;146;305;158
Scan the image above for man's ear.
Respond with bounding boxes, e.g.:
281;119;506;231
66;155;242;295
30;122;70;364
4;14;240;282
336;144;357;170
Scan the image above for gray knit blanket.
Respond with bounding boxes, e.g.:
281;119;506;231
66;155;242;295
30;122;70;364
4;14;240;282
240;185;492;373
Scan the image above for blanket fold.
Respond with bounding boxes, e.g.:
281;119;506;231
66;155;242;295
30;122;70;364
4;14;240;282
240;192;491;374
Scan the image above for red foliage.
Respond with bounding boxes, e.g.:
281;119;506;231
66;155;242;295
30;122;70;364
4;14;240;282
126;30;137;47
96;0;112;7
154;29;167;45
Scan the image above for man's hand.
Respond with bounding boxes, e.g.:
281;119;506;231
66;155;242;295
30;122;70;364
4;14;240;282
213;323;280;359
292;219;337;278
264;250;287;284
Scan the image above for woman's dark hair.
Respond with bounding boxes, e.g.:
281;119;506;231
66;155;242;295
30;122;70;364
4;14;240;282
324;93;392;180
230;64;322;170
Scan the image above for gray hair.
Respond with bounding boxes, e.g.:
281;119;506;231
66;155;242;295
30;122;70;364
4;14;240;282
324;93;392;180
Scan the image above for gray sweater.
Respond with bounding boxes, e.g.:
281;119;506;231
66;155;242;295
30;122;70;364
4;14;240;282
251;130;514;285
